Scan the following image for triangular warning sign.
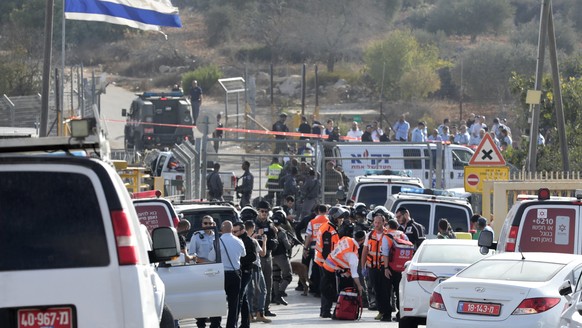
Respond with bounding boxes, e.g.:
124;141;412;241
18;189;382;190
469;133;506;166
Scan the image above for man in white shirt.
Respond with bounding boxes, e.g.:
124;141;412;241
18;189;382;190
371;120;384;142
218;221;246;328
346;121;363;142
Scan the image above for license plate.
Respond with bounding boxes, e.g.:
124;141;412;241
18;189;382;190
457;301;501;316
17;307;74;328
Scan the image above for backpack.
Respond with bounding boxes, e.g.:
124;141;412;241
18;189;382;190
387;234;415;272
333;287;362;320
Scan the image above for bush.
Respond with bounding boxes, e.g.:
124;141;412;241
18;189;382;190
181;65;224;95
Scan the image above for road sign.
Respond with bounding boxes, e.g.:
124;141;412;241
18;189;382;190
464;166;510;193
469;133;506;166
466;173;480;187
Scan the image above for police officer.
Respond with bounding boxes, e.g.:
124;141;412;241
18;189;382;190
265;157;283;206
237;161;254;207
192;216;219;328
254;200;279;317
271;210;293;306
272;113;289;155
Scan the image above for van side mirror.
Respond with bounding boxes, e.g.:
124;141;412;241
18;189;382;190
478;230;494;255
150;227;180;263
122;108;127;117
559;280;573;296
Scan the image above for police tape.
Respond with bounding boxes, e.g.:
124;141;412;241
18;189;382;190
103;118;360;141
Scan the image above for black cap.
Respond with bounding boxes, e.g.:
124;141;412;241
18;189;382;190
280;113;288;118
354;230;366;241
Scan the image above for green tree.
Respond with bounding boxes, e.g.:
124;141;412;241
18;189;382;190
451;42;536;103
363;30;443;100
182;65;223;94
426;0;514;42
508;72;582;171
509;18;577;55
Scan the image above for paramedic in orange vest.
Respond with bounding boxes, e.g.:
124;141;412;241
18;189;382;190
322;233;366;318
302;204;329;296
382;217;410;322
316;206;348;318
361;207;392;322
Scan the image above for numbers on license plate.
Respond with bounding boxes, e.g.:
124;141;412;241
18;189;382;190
18;307;72;328
457;301;501;316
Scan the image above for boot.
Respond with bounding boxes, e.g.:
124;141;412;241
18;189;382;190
251;312;257;323
256;312;272;323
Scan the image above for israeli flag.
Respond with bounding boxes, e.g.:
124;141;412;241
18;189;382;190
65;0;182;31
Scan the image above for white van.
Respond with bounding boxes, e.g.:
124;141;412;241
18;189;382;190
331;142;474;189
0;135;182;327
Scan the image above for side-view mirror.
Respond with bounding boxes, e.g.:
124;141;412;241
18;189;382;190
478;230;494;248
150;226;180;263
122;108;127;117
559;280;573;296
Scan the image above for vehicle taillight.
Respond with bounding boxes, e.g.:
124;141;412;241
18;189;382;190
407;270;439;282
429;292;446;311
506;226;519;252
231;175;237;188
351;195;356;201
111;210;139;265
172;216;180;227
144;127;154;134
512;297;560;314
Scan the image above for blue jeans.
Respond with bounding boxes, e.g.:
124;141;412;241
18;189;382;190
248;265;266;313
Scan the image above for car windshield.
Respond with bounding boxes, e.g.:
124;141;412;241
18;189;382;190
458;259;565;282
418;244;489;264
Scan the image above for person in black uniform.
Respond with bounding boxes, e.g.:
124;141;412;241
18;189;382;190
395;207;425;248
272;113;290;155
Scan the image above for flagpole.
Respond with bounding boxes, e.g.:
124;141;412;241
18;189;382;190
61;0;66;135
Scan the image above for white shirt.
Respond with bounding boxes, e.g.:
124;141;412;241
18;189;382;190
219;232;246;271
346;129;363;142
344;252;360;278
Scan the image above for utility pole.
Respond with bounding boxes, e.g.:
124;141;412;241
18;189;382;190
527;0;568;171
40;0;55;137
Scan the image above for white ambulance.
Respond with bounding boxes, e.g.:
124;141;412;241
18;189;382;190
331;142;474;189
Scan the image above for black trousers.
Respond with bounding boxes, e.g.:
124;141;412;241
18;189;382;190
238;269;253;328
369;267;391;315
389;269;402;315
320;266;336;316
224;270;242;328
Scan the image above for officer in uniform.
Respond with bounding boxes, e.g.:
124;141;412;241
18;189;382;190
189;215;217;263
192;215;219;328
265;157;283;206
237;161;254;208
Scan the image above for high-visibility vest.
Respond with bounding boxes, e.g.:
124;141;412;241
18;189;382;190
314;222;339;266
365;229;387;269
307;214;328;249
267;163;283;180
323;237;359;273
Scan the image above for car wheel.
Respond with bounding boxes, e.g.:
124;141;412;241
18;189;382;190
398;316;418;328
160;304;175;328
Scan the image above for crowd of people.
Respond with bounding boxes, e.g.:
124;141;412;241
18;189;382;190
184;191;495;327
269;111;544;152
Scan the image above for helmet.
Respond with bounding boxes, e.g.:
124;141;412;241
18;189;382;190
271;210;287;225
240;206;258;221
353;202;368;217
328;206;350;222
368;206;395;221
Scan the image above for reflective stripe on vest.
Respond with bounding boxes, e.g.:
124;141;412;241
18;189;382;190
323;237;358;272
267;164;282;180
366;229;387;269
